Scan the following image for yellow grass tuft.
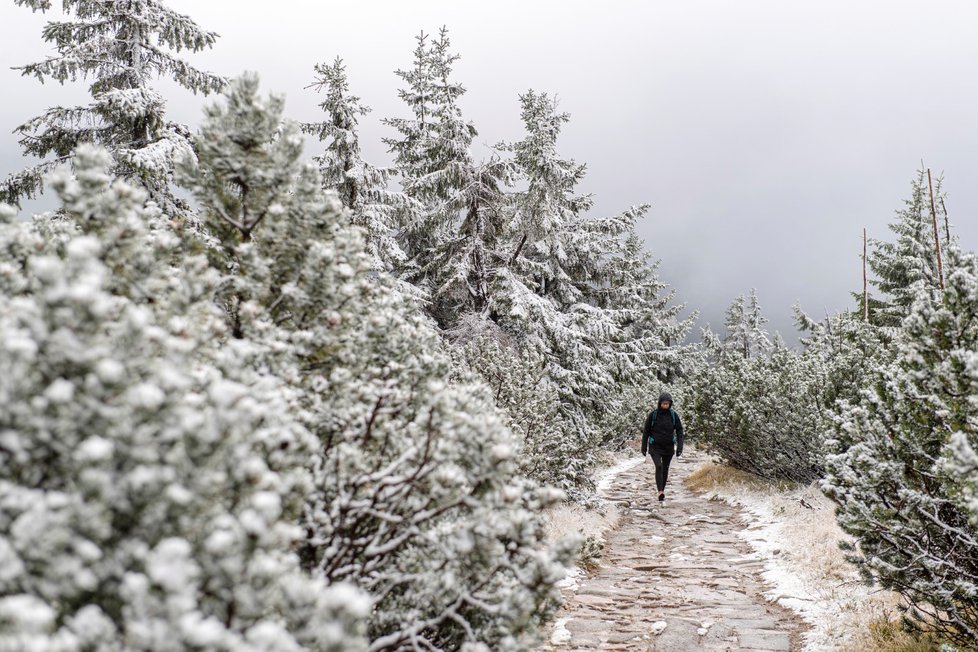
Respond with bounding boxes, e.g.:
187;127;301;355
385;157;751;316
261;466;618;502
843;615;945;652
685;460;769;493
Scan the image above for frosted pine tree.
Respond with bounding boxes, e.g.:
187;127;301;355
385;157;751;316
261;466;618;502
753;336;825;481
602;233;693;382
180;74;574;651
825;248;978;647
501;90;590;311
449;320;593;495
402;26;478;205
0;147;367;651
722;295;748;356
723;289;770;359
424;155;513;324
498;89;692;455
383;31;436;188
2;0;225;212
303;57;408;275
564;206;694;443
383;26;502;320
591;232;696;437
793;305;889;411
491;90;609;457
382;30;438;279
746;289;770;350
865;168;948;327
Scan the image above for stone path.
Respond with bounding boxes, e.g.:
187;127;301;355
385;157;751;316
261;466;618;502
541;448;808;651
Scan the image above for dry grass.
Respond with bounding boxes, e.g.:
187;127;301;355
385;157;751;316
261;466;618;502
685;460;769;493
843;615;944;652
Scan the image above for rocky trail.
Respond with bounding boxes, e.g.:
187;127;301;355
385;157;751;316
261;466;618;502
541;449;809;651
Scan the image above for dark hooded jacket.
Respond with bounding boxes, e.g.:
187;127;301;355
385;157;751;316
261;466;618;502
641;392;684;455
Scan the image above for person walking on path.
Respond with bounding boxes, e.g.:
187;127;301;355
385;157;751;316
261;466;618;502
641;392;684;502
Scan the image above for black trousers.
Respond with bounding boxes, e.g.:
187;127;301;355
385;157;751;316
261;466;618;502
649;448;674;492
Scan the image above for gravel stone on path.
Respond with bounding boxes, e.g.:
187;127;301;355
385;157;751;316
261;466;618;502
539;447;808;651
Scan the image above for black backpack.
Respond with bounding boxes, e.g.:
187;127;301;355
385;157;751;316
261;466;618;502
649;408;678;445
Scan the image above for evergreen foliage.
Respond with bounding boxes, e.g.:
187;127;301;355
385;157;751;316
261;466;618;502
690;323;824;483
495;90;693;453
863;168;950;327
825;248;978;646
180;75;573;651
0;8;698;646
722;289;771;360
450;323;590;496
302;57;408;275
0;147;368;651
383;27;480;297
379;35;692;487
2;0;225;212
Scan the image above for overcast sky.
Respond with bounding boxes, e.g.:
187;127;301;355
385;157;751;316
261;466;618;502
2;0;977;341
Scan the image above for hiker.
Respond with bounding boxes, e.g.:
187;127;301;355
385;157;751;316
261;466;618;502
640;392;684;502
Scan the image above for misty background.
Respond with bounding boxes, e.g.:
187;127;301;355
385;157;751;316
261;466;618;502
2;0;976;342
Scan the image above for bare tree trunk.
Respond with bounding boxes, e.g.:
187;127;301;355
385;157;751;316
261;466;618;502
941;197;950;243
927;168;945;290
863;227;869;322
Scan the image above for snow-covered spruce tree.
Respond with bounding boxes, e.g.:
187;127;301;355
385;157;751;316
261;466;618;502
497;90;687;453
825;248;978;646
2;0;225;212
393;27;477;206
722;289;771;360
382;30;436;195
864;168;949;328
180;74;574;651
499;90;590;315
414;30;512;324
0;147;367;651
383;26;509;323
381;29;440;284
423;154;514;324
302;57;408;275
592;231;696;440
562;207;695;445
602;233;693;382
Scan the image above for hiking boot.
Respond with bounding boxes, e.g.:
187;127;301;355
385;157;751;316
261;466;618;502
658;492;665;502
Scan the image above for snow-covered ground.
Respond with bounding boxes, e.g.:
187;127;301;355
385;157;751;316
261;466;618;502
691;461;904;652
595;455;644;493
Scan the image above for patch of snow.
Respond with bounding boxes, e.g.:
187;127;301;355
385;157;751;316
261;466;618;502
555;566;582;591
650;620;668;635
595;456;643;494
550;617;572;645
490;442;512;462
76;436;113;462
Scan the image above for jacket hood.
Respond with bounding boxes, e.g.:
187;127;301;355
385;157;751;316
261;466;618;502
658;392;673;408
